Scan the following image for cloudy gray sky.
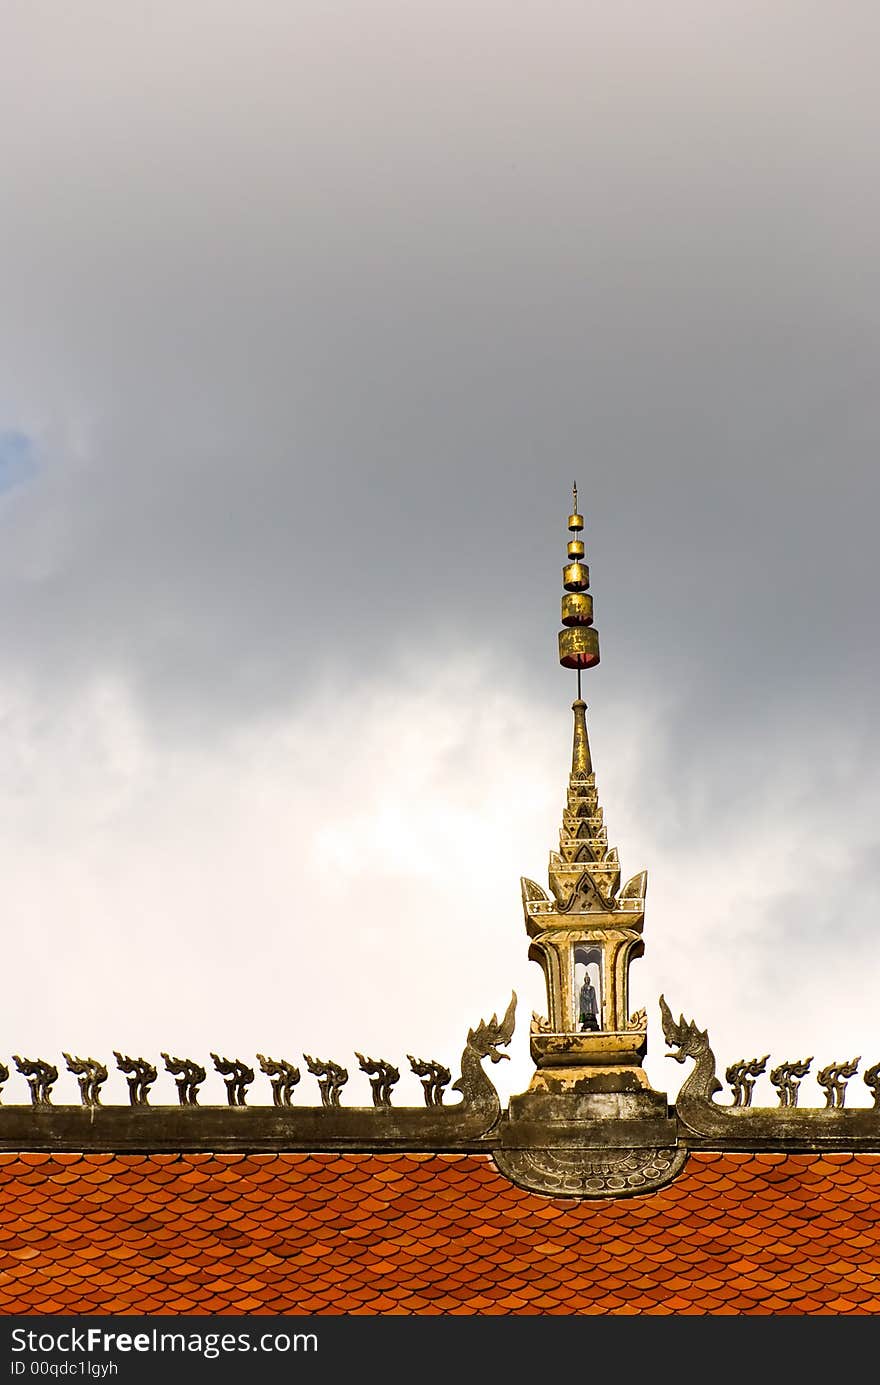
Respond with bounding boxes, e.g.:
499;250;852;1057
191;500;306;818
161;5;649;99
0;1;878;1106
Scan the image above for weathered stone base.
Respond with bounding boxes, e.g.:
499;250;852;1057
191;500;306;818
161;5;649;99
520;1063;657;1096
510;1084;669;1119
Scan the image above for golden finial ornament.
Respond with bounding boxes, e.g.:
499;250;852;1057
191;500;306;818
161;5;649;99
558;484;599;770
558;482;600;680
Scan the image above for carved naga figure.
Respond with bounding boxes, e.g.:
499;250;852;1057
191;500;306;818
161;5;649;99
114;1053;157;1106
769;1058;812;1109
407;1056;451;1107
257;1054;301;1107
63;1054;108;1108
452;992;517;1124
304;1056;348;1108
725;1056;769;1109
211;1054;255;1107
13;1056;57;1108
864;1061;880;1110
659;996;721;1103
356;1054;400;1108
817;1058;859;1110
161;1054;206;1107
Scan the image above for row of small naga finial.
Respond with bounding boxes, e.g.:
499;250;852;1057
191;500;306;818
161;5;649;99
3;1052;453;1111
725;1056;877;1110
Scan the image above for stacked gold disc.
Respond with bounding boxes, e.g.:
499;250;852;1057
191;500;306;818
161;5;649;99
558;492;600;670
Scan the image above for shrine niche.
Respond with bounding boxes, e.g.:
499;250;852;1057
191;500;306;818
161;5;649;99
573;946;602;1033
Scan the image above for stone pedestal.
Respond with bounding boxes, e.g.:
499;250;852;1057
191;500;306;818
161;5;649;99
496;1081;685;1197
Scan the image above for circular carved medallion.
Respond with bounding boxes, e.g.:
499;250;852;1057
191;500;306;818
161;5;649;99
493;1145;688;1198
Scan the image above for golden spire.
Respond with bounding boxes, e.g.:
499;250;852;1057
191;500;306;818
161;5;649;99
571;697;592;776
557;483;600;773
515;486;653;1131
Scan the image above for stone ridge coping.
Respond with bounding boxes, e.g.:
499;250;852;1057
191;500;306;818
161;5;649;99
2;1102;880;1154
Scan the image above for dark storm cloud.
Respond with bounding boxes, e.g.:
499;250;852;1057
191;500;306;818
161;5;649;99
0;0;877;759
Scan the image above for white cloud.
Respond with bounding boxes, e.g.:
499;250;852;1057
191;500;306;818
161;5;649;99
1;659;877;1112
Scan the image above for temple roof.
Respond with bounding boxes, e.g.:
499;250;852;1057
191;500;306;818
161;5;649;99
3;1150;880;1315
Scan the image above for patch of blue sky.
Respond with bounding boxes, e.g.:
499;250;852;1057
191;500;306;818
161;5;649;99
0;431;38;495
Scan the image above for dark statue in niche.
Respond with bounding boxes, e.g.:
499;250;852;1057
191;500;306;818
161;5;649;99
579;974;599;1032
